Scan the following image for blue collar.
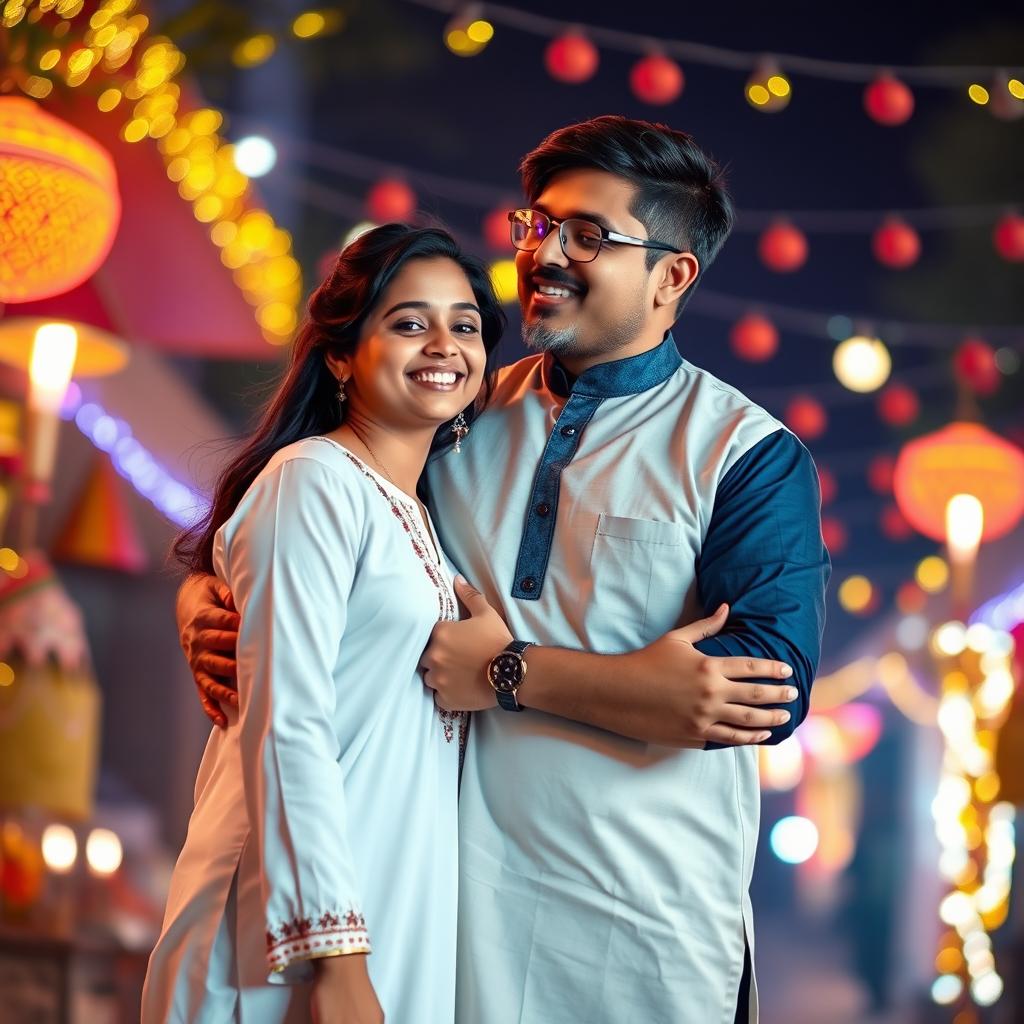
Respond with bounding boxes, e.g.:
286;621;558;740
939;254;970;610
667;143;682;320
542;332;683;399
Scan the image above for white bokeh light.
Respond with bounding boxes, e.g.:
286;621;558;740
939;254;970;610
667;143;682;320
233;135;277;177
769;816;819;864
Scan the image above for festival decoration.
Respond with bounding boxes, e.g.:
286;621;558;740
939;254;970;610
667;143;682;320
784;396;826;440
758;220;808;272
864;73;915;125
820;517;847;554
832;335;891;393
872;217;921;268
992;212;1024;261
544;32;599;83
366;178;417;222
629;53;684;105
893;423;1024;543
444;11;494;57
729;314;778;362
954;338;1001;396
0;97;120;303
745;61;791;112
867;454;896;494
877;383;920;427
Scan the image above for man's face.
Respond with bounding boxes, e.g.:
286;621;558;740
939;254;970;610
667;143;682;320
515;168;657;361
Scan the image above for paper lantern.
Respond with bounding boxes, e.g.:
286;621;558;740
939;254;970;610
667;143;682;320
877;383;920;427
545;33;599;84
0;318;129;378
785;396;826;440
483;206;514;252
0;97;120;303
955;337;1000;395
630;54;684;105
759;220;807;272
366;179;416;222
893;422;1024;542
864;74;914;125
873;217;920;268
868;454;896;494
730;314;778;362
993;213;1024;261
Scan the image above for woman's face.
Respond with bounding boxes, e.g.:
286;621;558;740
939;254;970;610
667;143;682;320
331;256;488;432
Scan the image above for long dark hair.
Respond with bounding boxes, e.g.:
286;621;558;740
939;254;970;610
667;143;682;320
175;224;506;575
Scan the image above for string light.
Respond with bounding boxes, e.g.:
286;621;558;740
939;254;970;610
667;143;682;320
832;335;892;393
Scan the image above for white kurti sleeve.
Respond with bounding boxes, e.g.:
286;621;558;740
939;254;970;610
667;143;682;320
220;454;372;982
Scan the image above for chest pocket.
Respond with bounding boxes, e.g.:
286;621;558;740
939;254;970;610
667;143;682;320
588;514;689;649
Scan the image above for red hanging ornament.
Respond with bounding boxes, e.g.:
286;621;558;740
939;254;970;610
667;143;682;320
993;213;1024;261
817;466;837;506
630;54;685;105
880;504;914;541
867;454;896;494
483;206;514;252
955;337;1000;395
366;179;416;222
820;516;847;553
758;220;808;272
872;217;921;268
877;383;920;427
863;74;914;126
545;33;599;84
785;396;827;440
729;314;778;362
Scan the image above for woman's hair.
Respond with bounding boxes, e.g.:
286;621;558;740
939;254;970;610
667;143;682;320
174;223;506;575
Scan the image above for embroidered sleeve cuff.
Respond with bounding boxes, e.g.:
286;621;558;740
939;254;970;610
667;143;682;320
266;909;371;975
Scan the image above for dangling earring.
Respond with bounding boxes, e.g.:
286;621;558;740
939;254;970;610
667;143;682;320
452;412;469;454
337;377;347;408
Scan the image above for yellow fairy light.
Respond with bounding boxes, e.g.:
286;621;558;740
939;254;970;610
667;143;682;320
838;575;873;614
968;83;990;105
122;118;149;143
1009;79;1024;99
292;10;327;38
974;773;1000;803
233;33;276;68
210;221;237;247
97;87;121;111
39;48;61;70
767;74;791;97
833;335;891;393
747;83;770;106
0;662;13;687
916;555;949;593
467;19;495;44
193;195;223;222
23;76;54;98
93;24;118;48
0;548;18;572
56;0;85;16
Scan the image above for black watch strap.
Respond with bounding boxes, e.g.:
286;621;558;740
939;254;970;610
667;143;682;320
494;640;533;712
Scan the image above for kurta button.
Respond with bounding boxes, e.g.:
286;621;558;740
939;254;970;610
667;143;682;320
560;425;576;437
536;502;550;517
521;577;536;592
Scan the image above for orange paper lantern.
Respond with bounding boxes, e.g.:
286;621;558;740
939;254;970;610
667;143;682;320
0;97;120;303
759;220;808;272
893;422;1024;542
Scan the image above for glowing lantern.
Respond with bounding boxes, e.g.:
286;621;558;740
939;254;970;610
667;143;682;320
730;314;778;362
864;74;914;125
833;335;891;393
483;207;514;252
545;33;599;84
630;54;684;105
868;454;896;494
785;396;826;440
821;516;847;553
873;217;921;268
893;422;1024;543
993;213;1024;261
0;97;121;303
877;383;919;427
759;220;807;272
746;61;792;113
817;466;837;506
366;179;416;222
955;338;1000;396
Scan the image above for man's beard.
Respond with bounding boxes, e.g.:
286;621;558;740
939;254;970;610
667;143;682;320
521;301;647;361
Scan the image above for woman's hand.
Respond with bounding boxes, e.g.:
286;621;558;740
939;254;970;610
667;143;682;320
311;954;384;1024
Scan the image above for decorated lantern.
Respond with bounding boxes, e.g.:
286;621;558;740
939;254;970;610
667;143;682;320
545;33;599;84
730;314;778;362
759;220;808;272
864;74;915;125
893;422;1024;543
630;54;684;105
366;179;416;222
0;97;121;303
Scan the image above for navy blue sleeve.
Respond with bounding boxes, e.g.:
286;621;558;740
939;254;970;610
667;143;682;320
694;428;831;747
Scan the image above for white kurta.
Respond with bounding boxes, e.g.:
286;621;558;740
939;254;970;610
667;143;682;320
143;437;462;1024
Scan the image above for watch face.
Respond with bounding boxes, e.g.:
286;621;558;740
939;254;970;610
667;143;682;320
489;652;523;693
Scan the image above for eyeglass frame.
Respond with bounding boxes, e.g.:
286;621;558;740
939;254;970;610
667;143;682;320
507;208;684;263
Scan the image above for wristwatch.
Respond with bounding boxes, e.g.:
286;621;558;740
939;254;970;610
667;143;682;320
487;640;535;712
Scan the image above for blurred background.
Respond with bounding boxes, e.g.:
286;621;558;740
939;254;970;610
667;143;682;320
0;1;1022;1021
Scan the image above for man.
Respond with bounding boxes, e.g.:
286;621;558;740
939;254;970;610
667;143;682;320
179;116;829;1023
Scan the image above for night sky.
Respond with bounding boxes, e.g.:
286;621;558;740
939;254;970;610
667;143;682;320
166;0;1024;665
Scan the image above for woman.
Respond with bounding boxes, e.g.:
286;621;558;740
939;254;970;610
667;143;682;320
142;225;505;1024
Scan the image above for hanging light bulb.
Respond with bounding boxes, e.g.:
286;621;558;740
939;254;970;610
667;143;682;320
833;334;891;393
746;60;791;112
444;7;494;57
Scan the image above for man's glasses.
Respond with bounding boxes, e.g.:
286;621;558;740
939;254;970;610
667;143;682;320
508;208;683;264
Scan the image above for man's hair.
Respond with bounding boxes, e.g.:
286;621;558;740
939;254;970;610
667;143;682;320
519;115;734;312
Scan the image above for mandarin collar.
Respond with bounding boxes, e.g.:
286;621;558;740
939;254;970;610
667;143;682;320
542;333;682;399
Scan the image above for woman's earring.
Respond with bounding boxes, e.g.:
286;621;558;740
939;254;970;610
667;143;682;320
452;412;469;454
337;378;347;408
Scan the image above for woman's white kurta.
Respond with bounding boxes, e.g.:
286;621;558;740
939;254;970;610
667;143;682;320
142;437;462;1024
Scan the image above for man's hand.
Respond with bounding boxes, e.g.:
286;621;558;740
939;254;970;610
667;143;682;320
624;603;797;747
177;573;240;728
421;577;512;712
